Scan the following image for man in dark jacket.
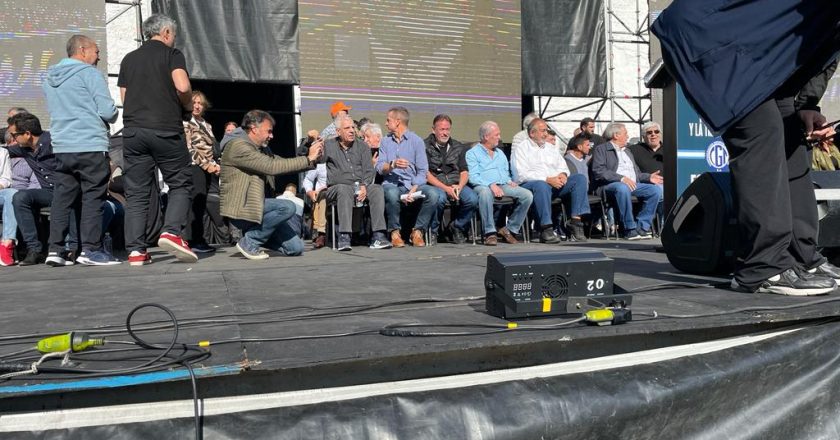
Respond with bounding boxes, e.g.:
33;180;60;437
424;114;477;244
653;0;840;295
591;123;662;240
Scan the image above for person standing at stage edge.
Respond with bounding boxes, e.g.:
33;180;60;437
42;34;120;266
118;14;197;266
653;1;840;296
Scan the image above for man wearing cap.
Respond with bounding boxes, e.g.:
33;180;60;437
321;101;352;140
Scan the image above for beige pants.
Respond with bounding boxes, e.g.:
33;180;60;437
312;192;327;233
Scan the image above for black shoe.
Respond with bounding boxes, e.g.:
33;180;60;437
337;233;352;251
191;242;216;254
19;251;44;266
730;268;836;296
808;261;840;281
449;225;466;244
566;219;588;242
539;227;560;244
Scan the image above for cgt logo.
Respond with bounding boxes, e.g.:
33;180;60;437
705;139;729;171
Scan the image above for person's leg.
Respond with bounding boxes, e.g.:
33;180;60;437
47;153;80;254
0;188;19;242
428;186;447;234
453;185;478;231
558;174;591;218
122;129;155;253
366;184;388;233
631;183;662;232
474;185;496;235
76;152;110;252
723;99;794;288
520;180;553;227
185;165;209;245
148;129;193;237
603;181;636;233
243;198;297;247
382;184;404;232
259;198;304;256
501;184;533;234
13;189;53;253
326;184;356;234
414;184;440;232
312;192;327;234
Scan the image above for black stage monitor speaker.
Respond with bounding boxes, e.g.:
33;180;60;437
661;172;738;275
485;251;631;319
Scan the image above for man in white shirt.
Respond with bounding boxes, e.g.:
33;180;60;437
512;119;590;242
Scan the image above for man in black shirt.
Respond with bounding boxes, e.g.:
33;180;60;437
118;14;196;266
424;114;477;244
580;117;606;147
629;121;664;175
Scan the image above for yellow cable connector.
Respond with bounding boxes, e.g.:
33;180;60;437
198;341;211;347
585;308;615;324
37;332;104;353
507;322;518;329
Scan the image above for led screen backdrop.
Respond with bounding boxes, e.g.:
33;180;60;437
0;0;106;129
299;0;521;143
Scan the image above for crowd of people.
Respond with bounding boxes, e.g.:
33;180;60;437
1;14;667;268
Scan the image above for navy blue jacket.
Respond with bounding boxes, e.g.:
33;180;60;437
590;142;651;195
651;0;840;133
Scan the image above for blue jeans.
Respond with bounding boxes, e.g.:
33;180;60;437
428;185;478;233
602;181;662;233
382;183;439;232
230;198;303;256
0;188;18;242
521;174;590;227
474;184;533;235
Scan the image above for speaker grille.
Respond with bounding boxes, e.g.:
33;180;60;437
541;275;568;298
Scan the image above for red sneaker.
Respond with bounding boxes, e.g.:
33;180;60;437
158;232;198;263
128;250;152;266
0;242;15;266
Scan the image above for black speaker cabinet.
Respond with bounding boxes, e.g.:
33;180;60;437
661;172;738;275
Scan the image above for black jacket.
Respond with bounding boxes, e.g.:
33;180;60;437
424;133;468;185
628;142;663;175
590;142;651;195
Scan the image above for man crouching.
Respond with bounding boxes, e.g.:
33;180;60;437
221;110;322;260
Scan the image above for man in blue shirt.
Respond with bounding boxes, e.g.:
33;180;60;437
465;121;533;246
376;107;439;247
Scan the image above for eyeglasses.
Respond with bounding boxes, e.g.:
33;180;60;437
8;131;24;138
645;130;661;135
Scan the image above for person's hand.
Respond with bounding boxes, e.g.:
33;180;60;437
394;158;410;169
307;190;318;202
307;139;324;161
357;185;367;203
546;176;561;189
508;181;519;188
208;163;221;175
445;185;458;200
307;129;320;139
621;176;637;190
649;170;663;185
404;185;418;204
556;173;568;187
800;110;828;138
491;183;504;198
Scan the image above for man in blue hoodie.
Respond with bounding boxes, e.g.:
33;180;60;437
42;35;120;266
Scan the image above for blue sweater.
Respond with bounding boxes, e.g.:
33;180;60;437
42;58;118;153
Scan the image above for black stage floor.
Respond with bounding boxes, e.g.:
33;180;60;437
2;238;839;412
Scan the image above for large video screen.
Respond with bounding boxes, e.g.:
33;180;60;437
0;0;106;129
299;0;521;144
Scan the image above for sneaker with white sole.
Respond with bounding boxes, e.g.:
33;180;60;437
158;232;198;263
337;233;352;251
730;268;836;296
128;250;152;266
369;232;393;250
46;251;75;267
76;250;122;266
807;261;840;282
236;238;269;260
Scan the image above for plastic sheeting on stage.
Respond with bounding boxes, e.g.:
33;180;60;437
151;0;299;84
5;320;840;439
521;0;607;97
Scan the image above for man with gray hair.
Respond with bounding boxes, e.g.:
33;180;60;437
118;14;195;266
511;112;538;147
466;121;533;246
629;121;664;175
591;123;662;240
42;34;119;266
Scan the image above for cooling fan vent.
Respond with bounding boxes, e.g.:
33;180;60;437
541;274;568;298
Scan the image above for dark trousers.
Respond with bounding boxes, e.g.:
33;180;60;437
12;188;77;253
722;97;824;289
184;165;211;245
48;152;110;253
122;127;193;252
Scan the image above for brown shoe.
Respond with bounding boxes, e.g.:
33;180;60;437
498;227;518;244
391;230;405;248
484;235;498;246
313;233;326;249
410;229;426;247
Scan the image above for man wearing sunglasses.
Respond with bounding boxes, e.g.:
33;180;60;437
629;122;664;176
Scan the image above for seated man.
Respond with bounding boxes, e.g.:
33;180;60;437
220;110;322;260
629;121;664;175
6;112;78;266
424;114;477;244
324;114;391;251
591;123;663;240
466;121;533;246
512;118;589;242
564;134;592;184
302;158;327;249
375;106;439;247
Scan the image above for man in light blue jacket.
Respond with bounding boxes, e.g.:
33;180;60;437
42;34;120;266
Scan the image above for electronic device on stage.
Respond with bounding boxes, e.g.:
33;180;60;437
484;251;631;319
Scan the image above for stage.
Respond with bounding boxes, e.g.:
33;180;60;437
2;239;840;439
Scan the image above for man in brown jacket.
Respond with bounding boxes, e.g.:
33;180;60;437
220;110;322;259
